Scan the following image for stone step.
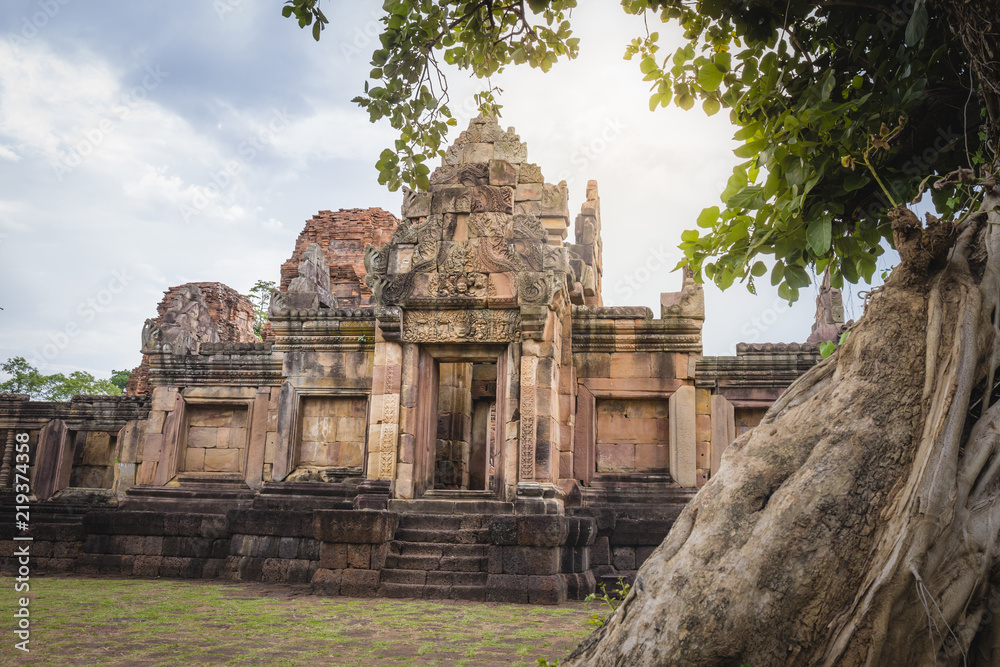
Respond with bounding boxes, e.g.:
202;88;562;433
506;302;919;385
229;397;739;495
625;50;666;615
397;512;491;531
380;568;487;587
394;527;490;544
383;552;487;572
377;582;486;601
388;499;513;515
389;541;488;558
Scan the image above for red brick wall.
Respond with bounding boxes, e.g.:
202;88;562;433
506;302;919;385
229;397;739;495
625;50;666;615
279;208;399;304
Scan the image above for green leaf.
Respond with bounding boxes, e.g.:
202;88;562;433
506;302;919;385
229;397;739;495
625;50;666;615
819;341;836;358
905;0;929;47
640;57;657;74
681;229;700;243
750;260;767;277
697;206;720;228
703;97;721;116
697;63;725;92
726;185;765;209
806;218;832;255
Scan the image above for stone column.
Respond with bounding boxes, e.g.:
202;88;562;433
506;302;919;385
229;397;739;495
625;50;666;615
710;394;736;476
519;355;537;481
366;336;403;484
0;429;14;488
668;385;697;487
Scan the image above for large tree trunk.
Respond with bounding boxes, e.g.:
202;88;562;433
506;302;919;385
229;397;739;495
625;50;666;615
567;189;1000;665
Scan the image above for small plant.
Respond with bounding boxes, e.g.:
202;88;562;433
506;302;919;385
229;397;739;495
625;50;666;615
584;578;632;627
819;330;850;358
537;659;559;666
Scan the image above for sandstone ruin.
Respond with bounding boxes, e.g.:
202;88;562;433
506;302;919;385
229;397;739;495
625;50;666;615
0;116;836;603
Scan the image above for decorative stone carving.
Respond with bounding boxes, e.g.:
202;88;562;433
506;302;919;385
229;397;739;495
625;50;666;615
364;243;390;276
475;238;522;273
286;243;336;309
401;187;432;218
401;309;520;343
518;272;552;305
660;266;705;321
519;356;537;479
806;269;848;344
436;273;487;298
468;212;512;238
512;240;544;271
140;318;161;353
267;288;290;318
368;272;416;307
470;186;513;214
457;163;490;186
512;214;546;242
145;284;220;355
437;241;468;274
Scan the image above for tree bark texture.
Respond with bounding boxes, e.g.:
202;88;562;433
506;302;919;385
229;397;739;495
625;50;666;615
567;190;1000;665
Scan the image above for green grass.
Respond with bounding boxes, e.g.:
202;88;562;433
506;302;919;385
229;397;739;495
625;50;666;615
0;575;594;666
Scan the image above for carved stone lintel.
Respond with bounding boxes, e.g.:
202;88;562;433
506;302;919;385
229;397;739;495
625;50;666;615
401;309;520;343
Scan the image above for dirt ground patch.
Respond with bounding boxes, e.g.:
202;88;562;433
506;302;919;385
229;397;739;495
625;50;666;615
0;574;596;666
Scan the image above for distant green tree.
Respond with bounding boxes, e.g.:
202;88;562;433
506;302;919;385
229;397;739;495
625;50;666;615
0;357;123;400
0;356;50;397
109;369;131;391
244;279;276;339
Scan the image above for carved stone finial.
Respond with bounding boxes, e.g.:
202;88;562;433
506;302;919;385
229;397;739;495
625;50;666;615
660;266;705;321
806;269;846;344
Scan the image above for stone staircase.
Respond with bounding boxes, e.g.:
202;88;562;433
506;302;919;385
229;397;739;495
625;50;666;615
377;513;491;601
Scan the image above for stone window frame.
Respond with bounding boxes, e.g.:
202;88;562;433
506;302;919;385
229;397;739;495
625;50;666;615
175;396;255;481
273;385;371;482
574;384;697;487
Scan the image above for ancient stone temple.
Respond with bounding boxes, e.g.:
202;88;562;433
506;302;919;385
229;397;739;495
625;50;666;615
0;116;833;603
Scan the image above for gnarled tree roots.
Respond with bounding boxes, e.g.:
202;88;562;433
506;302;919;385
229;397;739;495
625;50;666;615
567;191;1000;666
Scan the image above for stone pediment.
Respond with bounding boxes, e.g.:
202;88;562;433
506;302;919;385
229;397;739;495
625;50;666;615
364;114;575;322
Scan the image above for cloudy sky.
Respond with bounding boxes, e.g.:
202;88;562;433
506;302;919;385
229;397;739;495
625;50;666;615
0;0;880;380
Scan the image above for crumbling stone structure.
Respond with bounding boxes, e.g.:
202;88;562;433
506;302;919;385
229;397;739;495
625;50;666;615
0;116;839;603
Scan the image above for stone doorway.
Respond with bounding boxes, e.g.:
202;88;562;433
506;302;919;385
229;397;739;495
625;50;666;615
434;361;497;491
415;344;508;497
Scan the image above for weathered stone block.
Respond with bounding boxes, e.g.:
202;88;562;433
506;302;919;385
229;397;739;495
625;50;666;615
320;542;348;569
518;162;544;183
340;568;379;597
528;574;567;605
489;159;517;186
489;515;518;546
311;568;342;595
612;546;636;571
313;510;399;544
347;543;372;569
486;574;528;603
